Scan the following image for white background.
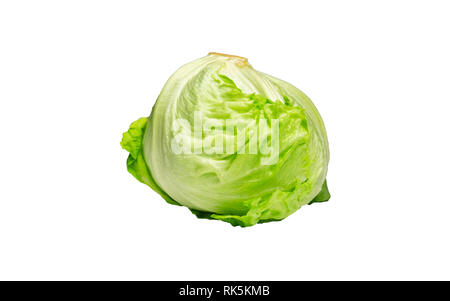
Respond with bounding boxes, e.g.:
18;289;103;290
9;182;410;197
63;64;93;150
1;0;449;280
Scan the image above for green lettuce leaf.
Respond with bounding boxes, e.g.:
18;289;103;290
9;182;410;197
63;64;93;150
309;180;330;204
121;117;179;206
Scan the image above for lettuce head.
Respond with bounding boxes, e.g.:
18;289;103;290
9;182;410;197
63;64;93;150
121;53;330;227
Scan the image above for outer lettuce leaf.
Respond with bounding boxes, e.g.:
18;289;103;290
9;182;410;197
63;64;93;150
120;117;179;206
191;179;330;227
309;180;330;204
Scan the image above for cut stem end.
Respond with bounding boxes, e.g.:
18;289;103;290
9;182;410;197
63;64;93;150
208;52;250;67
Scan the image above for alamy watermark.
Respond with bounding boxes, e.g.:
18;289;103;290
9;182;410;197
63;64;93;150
171;112;279;165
